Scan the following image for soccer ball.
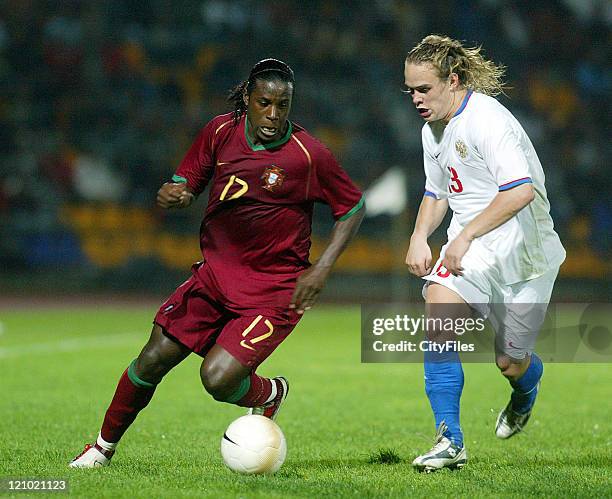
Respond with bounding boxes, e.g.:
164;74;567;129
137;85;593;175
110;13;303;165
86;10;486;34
220;415;287;474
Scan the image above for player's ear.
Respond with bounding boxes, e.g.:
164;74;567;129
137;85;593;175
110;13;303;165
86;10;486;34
449;73;460;91
243;90;249;107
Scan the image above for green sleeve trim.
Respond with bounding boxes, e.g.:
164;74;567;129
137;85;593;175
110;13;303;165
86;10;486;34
338;195;365;221
127;359;156;389
172;174;187;183
225;376;251;403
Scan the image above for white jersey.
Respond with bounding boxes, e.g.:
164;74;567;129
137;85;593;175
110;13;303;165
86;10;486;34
422;91;565;285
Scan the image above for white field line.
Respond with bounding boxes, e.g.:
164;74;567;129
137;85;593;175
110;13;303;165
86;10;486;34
0;331;143;359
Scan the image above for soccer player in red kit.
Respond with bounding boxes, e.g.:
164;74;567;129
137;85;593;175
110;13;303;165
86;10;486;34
69;58;365;467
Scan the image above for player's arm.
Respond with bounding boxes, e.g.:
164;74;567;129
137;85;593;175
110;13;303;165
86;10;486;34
406;194;449;277
443;183;534;275
408;131;449;277
157;119;218;209
157;181;195;209
290;200;365;314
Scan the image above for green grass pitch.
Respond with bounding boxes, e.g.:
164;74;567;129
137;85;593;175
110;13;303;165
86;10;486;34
0;305;610;498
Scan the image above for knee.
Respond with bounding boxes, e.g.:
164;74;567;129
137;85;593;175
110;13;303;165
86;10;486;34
496;354;512;372
200;362;232;401
134;328;179;384
135;350;166;384
496;355;527;380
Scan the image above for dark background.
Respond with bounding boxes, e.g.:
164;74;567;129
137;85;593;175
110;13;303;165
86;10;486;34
0;1;609;301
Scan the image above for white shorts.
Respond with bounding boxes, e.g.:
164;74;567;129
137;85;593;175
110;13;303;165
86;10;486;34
423;240;560;359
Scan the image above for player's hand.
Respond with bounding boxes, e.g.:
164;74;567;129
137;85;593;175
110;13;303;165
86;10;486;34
157;182;194;209
442;233;471;276
290;264;330;314
405;235;433;277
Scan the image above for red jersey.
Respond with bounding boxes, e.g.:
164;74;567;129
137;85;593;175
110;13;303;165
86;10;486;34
173;113;363;309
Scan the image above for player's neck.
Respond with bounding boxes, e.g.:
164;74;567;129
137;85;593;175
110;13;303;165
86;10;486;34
442;88;469;124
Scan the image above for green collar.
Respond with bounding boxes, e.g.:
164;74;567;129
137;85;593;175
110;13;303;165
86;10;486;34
244;116;293;151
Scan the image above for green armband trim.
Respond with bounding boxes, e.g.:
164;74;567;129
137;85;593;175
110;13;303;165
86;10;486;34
172;174;187;183
226;376;251;403
127;359;156;389
338;195;365;221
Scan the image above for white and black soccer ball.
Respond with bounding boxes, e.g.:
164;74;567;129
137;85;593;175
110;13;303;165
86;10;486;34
220;415;287;474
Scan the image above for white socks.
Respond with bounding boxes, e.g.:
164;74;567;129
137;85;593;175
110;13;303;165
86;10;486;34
96;432;117;452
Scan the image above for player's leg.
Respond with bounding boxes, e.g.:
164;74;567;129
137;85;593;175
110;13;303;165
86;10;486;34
200;344;287;419
199;313;297;420
100;324;192;443
494;268;558;439
70;324;191;467
494;352;542;439
412;283;469;472
200;343;250;401
70;269;213;468
496;352;540;409
425;283;468;448
412;243;493;471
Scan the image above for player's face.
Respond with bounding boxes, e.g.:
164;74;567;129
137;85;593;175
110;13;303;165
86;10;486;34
244;79;293;145
404;62;461;123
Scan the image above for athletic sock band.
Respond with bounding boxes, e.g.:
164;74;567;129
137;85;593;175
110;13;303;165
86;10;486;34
97;431;118;451
127;359;156;389
226;376;251;403
510;353;543;393
510;353;543;414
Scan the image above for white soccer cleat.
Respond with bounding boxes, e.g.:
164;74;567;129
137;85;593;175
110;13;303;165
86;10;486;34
412;422;467;473
69;443;114;468
248;377;288;421
495;402;532;439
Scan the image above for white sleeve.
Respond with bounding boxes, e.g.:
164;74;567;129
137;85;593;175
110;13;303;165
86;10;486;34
471;111;532;191
422;129;448;199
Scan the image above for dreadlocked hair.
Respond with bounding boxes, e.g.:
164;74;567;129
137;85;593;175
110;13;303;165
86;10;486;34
227;58;295;123
406;35;507;96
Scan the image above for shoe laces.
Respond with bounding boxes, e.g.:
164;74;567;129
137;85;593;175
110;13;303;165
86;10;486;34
251;391;278;414
428;422;451;454
505;406;528;426
73;443;93;460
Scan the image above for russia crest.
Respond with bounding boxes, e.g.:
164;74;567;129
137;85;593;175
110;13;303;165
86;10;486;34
455;139;468;159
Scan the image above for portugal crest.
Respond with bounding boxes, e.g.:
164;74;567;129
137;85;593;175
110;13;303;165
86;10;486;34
261;165;285;192
455;139;468;159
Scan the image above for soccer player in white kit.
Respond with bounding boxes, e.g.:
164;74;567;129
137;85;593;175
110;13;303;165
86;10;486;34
403;35;565;472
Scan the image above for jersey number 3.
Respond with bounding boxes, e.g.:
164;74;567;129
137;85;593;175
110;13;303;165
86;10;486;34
448;166;463;193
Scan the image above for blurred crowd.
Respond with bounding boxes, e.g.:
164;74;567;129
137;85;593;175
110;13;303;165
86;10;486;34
0;0;610;269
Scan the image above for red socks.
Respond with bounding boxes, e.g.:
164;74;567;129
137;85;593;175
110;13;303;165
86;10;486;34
233;373;274;407
98;364;273;444
99;366;156;443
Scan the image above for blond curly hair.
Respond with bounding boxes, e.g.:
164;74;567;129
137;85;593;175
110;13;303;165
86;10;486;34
406;35;507;96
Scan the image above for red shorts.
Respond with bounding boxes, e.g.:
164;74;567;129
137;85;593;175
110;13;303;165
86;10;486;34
154;262;301;369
